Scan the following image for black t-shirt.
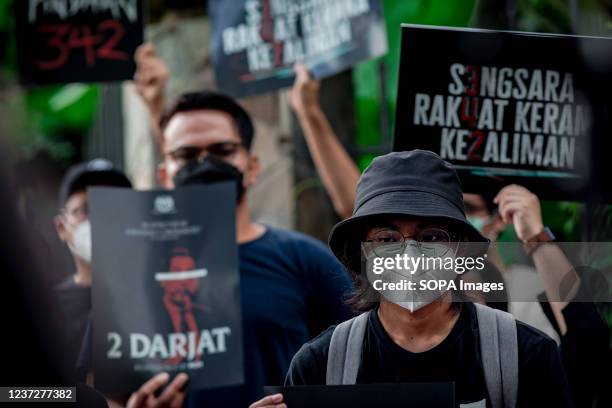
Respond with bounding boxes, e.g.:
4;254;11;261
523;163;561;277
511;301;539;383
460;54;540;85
286;303;573;408
55;276;91;370
539;283;612;408
560;301;612;408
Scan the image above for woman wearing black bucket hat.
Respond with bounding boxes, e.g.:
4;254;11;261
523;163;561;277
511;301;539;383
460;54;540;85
251;151;572;408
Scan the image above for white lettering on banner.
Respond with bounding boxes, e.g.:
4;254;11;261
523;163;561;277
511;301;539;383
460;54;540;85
269;0;370;19
223;24;263;54
439;128;470;160
514;102;588;137
247;43;273;71
411;63;588;171
448;63;465;95
415;93;585;137
476;99;508;131
121;327;232;361
220;0;372;72
413;94;462;128
28;0;139;23
442;129;575;168
478;66;574;103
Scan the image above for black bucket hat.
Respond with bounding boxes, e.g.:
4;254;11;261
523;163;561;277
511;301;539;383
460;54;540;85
328;150;489;264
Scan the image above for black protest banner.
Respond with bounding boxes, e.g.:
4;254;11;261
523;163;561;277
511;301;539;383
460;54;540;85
393;25;612;202
15;0;144;84
209;0;387;97
89;183;243;393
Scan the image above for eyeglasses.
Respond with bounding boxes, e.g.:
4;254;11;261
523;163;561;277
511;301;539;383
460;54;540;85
363;227;460;258
165;142;242;164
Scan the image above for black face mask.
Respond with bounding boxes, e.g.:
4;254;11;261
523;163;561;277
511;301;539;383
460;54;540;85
173;156;245;201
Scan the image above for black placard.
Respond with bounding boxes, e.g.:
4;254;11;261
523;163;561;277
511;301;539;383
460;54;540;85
393;25;612;202
16;0;144;84
89;184;243;393
209;0;387;97
264;383;454;408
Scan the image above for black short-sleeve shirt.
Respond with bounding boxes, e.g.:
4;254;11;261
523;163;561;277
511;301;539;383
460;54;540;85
286;303;573;408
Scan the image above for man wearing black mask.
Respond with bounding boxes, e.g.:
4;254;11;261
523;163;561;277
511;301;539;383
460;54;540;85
117;91;353;408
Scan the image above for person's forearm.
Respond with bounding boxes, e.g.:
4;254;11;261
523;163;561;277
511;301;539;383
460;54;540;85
295;106;360;219
530;243;581;335
151;114;162;149
148;101;165;152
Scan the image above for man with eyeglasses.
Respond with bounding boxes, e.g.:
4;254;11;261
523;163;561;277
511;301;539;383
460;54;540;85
54;159;132;372
113;56;355;406
252;150;573;408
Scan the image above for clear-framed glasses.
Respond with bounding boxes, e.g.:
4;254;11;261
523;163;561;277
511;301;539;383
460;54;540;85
363;227;460;258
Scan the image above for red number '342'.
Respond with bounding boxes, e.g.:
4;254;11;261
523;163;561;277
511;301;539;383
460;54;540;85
36;19;128;70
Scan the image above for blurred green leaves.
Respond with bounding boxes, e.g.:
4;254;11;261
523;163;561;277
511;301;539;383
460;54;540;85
0;0;100;162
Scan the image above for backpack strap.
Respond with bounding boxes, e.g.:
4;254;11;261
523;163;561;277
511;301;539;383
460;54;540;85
326;311;371;385
474;303;519;408
326;305;518;408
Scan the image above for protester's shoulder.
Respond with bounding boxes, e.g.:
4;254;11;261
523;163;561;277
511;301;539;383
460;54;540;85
469;304;558;359
291;326;335;366
287;326;335;385
515;318;559;359
514;317;571;401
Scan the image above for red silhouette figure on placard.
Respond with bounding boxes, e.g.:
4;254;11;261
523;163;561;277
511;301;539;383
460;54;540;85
159;248;203;365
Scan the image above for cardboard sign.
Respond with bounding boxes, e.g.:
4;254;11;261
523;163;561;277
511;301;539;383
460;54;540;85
393;25;612;201
265;383;454;408
89;184;243;393
209;0;387;97
15;0;144;84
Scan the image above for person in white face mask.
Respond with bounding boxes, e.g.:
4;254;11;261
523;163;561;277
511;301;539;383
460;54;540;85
252;150;573;408
56;192;92;280
361;224;462;314
54;159;132;370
